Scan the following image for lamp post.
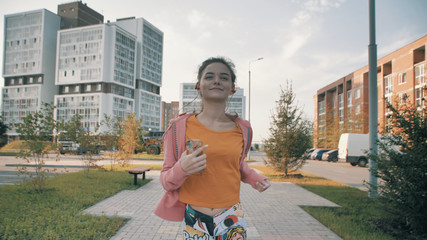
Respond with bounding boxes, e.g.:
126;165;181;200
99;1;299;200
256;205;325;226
248;57;263;160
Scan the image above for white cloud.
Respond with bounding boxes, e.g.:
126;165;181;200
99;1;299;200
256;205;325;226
187;9;204;28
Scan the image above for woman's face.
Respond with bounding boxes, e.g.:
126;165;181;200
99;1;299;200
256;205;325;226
198;62;234;102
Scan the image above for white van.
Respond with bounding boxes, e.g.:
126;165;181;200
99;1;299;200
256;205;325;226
338;133;370;167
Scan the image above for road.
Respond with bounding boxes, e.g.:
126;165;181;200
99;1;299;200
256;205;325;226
1;152;372;191
249;151;370;191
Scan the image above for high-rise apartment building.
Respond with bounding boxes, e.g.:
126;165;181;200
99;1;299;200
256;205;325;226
1;2;164;139
179;82;246;119
54;23;137;132
57;1;104;29
2;9;61;140
114;17;164;131
314;34;426;149
161;101;179;131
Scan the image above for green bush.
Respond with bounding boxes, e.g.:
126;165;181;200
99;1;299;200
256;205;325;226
370;96;427;237
0;170;149;239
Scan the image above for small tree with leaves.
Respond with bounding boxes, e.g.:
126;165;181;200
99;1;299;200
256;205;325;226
100;114;121;152
0;117;8;147
13;103;58;193
369;87;427;237
116;113;142;167
59;114;101;177
263;82;312;176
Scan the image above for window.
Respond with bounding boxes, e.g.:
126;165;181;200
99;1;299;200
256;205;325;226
86;85;91;91
355;105;361;115
74;86;80;92
96;84;102;91
415;64;425;85
64;71;67;77
64;86;69;93
398;72;407;85
28;77;33;83
347;91;352;106
415;88;425;107
355;89;361;99
318;101;325;115
399;93;407;104
384;76;393;95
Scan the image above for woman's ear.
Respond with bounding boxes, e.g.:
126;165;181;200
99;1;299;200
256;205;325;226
195;82;200;90
231;85;236;94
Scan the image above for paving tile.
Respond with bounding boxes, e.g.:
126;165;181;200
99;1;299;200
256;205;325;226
84;172;342;240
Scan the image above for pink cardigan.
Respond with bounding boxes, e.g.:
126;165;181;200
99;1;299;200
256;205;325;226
154;113;268;221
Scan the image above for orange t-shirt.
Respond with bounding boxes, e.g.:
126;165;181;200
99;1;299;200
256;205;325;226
179;115;243;208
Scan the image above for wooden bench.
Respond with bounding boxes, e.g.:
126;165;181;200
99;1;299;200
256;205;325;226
126;167;152;185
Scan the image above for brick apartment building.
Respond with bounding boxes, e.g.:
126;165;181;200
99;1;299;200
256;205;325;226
314;34;426;149
161;101;179;131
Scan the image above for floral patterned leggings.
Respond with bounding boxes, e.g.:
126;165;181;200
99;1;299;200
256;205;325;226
182;203;247;240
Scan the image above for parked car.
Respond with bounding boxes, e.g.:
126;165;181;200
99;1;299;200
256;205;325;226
322;149;338;162
311;149;329;160
303;148;315;159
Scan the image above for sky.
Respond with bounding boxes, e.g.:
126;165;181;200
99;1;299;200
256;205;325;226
1;0;426;142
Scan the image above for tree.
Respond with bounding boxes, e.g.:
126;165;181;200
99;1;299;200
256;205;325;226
100;114;121;152
0;117;8;147
116;113;142;167
59;114;101;177
370;87;427;236
263;82;313;176
13;103;58;193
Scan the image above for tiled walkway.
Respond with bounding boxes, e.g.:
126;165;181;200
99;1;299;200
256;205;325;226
84;172;342;240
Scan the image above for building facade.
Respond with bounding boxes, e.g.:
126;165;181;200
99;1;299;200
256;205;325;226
114;17;163;131
2;2;164;140
2;9;61;140
54;23;137;133
314;34;426;149
179;82;246;119
161;101;179;131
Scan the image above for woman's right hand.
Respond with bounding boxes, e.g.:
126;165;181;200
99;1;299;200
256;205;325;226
179;145;208;175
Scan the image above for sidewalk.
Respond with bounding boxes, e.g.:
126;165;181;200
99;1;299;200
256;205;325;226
84;171;342;240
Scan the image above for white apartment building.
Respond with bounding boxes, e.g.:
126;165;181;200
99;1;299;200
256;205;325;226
2;9;61;139
114;17;163;131
179;82;246;119
54;23;136;133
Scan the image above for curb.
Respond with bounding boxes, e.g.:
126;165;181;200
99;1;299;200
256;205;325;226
6;164;86;168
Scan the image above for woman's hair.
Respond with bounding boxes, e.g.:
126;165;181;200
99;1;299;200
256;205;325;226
196;56;236;85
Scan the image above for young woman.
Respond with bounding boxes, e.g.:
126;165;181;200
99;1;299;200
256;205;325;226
154;57;271;239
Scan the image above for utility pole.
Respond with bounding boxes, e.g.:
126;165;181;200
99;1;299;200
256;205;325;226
368;0;378;198
248;57;263;160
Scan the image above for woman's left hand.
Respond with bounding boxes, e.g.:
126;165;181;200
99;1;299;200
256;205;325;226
256;179;271;192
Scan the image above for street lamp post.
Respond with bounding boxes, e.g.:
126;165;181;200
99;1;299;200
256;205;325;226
248;57;263;160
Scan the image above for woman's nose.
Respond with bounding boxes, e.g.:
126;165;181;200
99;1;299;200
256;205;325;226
213;75;221;84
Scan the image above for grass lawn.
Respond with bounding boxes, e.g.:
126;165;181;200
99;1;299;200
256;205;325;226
0;169;150;240
252;166;395;240
0;163;397;239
